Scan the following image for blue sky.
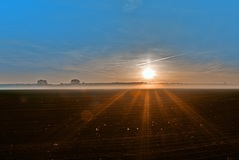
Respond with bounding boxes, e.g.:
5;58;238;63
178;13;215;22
0;0;239;84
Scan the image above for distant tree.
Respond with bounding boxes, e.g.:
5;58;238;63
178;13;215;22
37;79;48;85
71;79;80;85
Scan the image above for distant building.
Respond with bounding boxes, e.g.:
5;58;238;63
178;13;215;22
71;79;80;85
37;79;48;85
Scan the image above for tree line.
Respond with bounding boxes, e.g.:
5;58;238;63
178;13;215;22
37;79;80;85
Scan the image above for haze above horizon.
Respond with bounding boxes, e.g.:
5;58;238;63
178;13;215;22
0;0;239;84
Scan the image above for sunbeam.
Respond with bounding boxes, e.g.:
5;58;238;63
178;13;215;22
164;90;225;143
139;90;152;159
36;90;128;159
124;90;141;116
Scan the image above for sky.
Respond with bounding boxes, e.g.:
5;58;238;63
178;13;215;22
0;0;239;84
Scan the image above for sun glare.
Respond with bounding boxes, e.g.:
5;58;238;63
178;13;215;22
143;68;155;79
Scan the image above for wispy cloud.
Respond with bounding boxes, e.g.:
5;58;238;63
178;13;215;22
136;52;190;66
124;0;142;11
61;48;205;82
1;39;238;83
0;40;67;71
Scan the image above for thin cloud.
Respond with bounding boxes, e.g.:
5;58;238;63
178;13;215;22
124;0;142;11
136;52;190;66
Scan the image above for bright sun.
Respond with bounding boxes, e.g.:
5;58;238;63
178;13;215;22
143;68;155;79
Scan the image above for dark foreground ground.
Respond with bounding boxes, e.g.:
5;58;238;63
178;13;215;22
0;89;239;159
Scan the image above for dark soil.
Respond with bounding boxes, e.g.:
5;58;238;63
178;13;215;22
0;89;239;159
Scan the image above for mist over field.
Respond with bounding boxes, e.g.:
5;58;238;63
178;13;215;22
1;83;239;90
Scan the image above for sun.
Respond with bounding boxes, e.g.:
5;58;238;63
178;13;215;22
142;68;155;79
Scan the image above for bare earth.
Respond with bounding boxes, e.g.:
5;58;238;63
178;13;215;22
0;89;239;159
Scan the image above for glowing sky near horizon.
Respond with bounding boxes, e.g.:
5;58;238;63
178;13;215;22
0;0;239;84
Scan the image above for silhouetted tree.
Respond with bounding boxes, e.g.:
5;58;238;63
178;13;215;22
37;79;48;85
71;79;80;85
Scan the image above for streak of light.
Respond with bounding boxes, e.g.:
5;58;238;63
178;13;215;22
136;52;189;66
124;90;141;115
139;90;152;159
91;90;128;119
37;90;128;159
164;90;226;143
66;90;128;140
154;90;168;118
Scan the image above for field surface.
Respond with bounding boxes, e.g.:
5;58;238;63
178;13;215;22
0;89;239;159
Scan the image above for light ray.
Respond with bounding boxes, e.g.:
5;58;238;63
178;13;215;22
139;90;152;159
154;90;169;121
164;90;225;143
37;90;128;159
124;90;141;115
136;52;189;66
